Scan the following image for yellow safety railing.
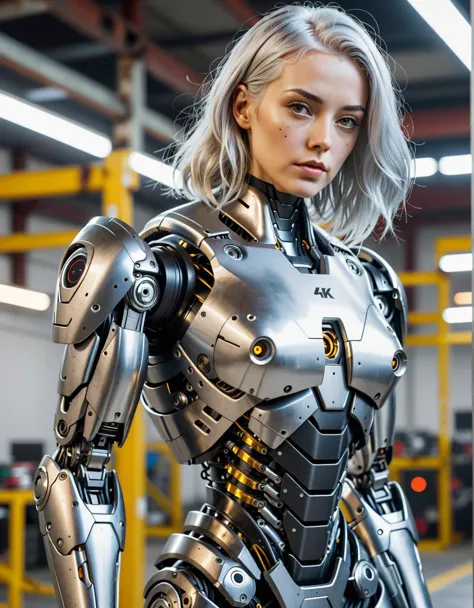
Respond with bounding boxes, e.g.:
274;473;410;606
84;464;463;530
0;489;54;608
146;442;183;537
392;235;471;551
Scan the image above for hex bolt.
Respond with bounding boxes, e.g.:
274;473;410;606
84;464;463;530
240;595;247;603
215;558;223;565
57;539;63;547
46;523;52;531
59;472;67;481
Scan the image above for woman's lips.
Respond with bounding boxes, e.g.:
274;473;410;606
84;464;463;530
294;163;326;177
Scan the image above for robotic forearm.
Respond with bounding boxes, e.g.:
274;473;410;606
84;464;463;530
34;217;160;608
343;398;432;608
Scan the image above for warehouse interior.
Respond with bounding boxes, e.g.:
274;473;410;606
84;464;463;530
0;0;472;607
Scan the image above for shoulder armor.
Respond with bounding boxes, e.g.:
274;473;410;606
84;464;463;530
141;201;230;248
352;246;407;343
53;217;158;344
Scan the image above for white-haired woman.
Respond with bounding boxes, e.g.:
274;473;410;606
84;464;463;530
142;4;431;607
36;4;432;608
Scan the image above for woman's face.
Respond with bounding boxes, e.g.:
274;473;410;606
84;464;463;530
233;50;369;197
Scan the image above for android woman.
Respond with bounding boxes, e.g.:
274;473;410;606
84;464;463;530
34;4;431;607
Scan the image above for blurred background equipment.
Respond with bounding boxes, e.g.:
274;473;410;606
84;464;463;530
0;1;471;607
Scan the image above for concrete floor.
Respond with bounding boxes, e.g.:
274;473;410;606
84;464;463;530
1;541;472;607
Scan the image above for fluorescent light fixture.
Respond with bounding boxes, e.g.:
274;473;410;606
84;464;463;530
129;152;182;189
0;89;178;186
439;252;472;273
411;157;438;178
0;284;50;311
439;154;472;175
0;91;112;158
454;291;472;305
406;0;471;70
442;306;472;324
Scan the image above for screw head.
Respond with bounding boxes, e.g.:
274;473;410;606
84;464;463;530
197;354;210;373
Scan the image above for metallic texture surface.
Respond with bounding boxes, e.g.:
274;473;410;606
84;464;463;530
35;455;124;607
144;567;220;608
155;533;256;606
54;216;158;344
342;479;432;607
38;177;428;607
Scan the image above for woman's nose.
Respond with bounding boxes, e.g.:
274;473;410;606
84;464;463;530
308;118;331;152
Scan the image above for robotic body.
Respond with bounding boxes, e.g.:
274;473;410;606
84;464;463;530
35;180;431;607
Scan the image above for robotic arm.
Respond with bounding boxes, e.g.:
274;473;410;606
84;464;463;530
343;247;432;608
33;217;163;607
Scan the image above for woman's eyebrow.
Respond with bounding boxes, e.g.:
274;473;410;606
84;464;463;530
286;88;366;113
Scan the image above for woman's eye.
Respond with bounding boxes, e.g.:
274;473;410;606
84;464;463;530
338;116;359;130
288;102;311;116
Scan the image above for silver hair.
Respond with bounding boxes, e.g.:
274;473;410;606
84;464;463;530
161;2;413;245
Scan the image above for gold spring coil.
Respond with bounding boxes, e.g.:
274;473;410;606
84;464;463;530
323;329;339;359
225;424;268;508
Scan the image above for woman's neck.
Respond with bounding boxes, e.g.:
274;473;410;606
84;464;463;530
244;173;305;248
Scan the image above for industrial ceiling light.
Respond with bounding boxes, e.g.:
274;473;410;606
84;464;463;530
0;284;51;311
454;291;472;305
411;157;438;178
439;154;472;175
0;89;180;188
442;306;472;324
406;0;471;70
0;91;112;158
128;152;182;189
439;253;472;273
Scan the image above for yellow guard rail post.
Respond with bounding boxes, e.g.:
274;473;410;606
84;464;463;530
0;489;55;608
146;442;183;538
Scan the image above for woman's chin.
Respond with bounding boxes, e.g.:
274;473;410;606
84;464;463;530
284;178;324;199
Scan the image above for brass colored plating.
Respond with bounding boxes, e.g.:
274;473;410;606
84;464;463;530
231;445;265;472
225;464;261;490
323;329;339;359
226;482;260;507
235;423;268;455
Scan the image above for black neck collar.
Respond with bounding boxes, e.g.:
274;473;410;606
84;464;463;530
245;173;304;207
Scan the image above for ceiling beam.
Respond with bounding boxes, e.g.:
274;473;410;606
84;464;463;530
43;0;203;94
0;0;48;20
406;106;469;140
0;0;203;94
0;32;176;143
